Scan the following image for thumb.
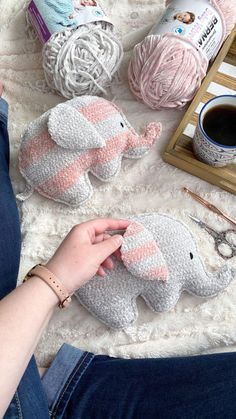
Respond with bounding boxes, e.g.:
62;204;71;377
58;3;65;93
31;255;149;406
95;234;123;261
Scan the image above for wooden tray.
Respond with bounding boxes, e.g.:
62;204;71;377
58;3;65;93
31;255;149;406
163;27;236;195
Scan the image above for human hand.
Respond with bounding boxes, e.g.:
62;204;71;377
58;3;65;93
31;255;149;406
46;218;130;294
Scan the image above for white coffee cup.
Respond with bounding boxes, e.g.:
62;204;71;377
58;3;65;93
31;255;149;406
193;95;236;167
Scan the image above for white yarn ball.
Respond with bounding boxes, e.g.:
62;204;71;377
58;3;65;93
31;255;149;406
43;22;123;98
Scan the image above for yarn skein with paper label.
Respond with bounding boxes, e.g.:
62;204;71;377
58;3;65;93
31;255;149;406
128;0;236;110
27;1;123;99
43;21;123;98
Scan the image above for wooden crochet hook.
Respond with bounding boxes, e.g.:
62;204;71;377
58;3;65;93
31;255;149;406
182;187;236;227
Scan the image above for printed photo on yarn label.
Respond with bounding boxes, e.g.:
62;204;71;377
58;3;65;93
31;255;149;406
149;0;223;60
28;0;112;43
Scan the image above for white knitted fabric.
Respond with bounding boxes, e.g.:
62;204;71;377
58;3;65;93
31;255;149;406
1;0;236;367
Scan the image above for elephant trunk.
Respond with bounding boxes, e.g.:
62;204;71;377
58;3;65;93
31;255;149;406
188;265;236;297
125;122;162;158
139;122;162;147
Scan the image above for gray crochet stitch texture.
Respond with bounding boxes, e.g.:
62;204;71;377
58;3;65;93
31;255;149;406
75;213;236;329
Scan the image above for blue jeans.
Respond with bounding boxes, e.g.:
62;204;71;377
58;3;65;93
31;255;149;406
42;344;236;419
0;99;21;300
0;99;49;419
1;97;236;418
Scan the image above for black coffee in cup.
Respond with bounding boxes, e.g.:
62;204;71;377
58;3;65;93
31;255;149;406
203;104;236;147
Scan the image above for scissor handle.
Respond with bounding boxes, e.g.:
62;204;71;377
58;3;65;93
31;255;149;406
214;229;236;260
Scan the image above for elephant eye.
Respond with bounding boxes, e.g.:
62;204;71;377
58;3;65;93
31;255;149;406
190;252;193;260
120;122;124;128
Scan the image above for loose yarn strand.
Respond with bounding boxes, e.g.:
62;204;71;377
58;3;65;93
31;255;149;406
43;22;123;98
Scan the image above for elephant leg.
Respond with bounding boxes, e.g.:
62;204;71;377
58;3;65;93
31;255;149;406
55;173;93;206
75;270;141;329
142;283;181;312
124;146;150;159
90;156;122;181
76;293;138;329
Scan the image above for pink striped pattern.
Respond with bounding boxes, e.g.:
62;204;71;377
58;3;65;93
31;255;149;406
20;132;55;170
38;131;126;196
122;241;159;265
79;100;118;124
121;221;169;282
20;123;150;200
124;222;144;237
36;132;149;197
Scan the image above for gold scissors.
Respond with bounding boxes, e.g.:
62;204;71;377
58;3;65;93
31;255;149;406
189;215;236;260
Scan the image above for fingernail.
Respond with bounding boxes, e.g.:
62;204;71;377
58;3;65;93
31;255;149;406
113;234;123;245
99;268;106;277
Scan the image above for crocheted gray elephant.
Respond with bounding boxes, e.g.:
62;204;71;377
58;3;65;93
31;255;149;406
75;213;236;329
18;96;161;206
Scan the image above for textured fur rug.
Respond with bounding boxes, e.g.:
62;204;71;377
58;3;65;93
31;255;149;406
0;0;236;367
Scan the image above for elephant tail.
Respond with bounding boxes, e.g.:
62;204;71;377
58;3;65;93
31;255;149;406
16;184;34;202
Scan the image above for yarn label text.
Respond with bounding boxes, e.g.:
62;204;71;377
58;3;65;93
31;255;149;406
28;0;112;43
149;0;223;60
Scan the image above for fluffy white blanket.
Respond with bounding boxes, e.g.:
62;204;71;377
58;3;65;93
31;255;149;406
0;0;236;367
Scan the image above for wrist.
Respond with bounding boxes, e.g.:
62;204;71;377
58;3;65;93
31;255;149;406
24;264;72;308
45;261;75;294
23;275;59;308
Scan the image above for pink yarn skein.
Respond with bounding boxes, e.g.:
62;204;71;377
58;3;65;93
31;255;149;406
128;0;236;110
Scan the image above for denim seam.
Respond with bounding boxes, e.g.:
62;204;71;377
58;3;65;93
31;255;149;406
52;353;91;414
14;391;23;419
51;352;94;417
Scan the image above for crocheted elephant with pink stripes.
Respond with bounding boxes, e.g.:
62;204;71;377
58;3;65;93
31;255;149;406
75;213;236;329
18;96;162;206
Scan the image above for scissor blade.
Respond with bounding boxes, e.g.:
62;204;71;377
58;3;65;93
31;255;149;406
188;214;204;227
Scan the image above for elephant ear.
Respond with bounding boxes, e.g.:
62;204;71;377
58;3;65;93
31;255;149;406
121;221;169;281
48;103;105;150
